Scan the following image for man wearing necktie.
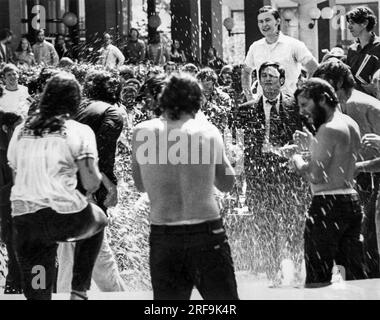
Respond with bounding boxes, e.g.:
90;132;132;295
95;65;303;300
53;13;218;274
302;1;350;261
234;61;305;283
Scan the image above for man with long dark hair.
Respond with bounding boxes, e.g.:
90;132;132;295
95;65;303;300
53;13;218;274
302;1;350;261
56;70;127;293
8;72;107;299
313;59;380;278
287;78;367;287
132;73;238;300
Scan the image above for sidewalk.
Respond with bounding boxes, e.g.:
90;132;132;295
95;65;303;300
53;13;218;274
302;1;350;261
1;272;380;300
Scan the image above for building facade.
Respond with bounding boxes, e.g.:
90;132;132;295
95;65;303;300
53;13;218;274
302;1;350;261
0;0;378;63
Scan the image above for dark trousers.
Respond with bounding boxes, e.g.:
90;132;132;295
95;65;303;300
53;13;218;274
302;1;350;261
356;172;380;278
149;219;239;300
304;194;367;286
13;204;107;300
0;149;22;293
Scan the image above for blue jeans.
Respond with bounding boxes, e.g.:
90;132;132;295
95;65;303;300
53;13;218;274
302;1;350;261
304;194;367;287
149;218;239;300
13;203;107;300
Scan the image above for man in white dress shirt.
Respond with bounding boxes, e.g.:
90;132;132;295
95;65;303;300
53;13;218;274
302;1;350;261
241;5;318;101
98;33;125;69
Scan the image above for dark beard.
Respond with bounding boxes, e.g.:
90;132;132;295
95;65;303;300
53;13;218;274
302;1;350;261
300;103;327;135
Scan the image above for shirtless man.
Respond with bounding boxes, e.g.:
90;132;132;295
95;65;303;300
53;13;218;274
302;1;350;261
286;78;367;287
131;73;238;300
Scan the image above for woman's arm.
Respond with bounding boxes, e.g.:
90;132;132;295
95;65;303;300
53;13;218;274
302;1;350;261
76;157;102;194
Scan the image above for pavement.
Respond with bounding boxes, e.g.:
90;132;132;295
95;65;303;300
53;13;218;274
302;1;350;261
1;272;380;300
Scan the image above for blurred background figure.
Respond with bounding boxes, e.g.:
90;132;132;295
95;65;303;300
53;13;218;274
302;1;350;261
98;33;125;69
32;29;59;66
146;32;170;66
204;47;225;74
14;37;36;67
58;57;75;71
55;34;73;60
321;46;347;63
119;65;136;82
164;61;177;75
0;28;14;65
169;39;186;64
123;28;146;65
181;63;199;77
218;65;233;87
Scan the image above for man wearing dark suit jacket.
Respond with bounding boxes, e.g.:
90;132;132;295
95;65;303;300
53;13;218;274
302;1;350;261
232;61;304;283
0;29;14;65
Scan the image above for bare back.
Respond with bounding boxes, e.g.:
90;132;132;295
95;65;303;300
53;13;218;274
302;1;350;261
132;116;231;224
311;112;361;194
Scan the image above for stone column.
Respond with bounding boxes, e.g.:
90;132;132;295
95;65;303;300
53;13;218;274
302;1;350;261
211;0;223;59
295;0;319;61
8;0;22;51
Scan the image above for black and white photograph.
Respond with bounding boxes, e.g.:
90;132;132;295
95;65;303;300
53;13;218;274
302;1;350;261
0;0;380;308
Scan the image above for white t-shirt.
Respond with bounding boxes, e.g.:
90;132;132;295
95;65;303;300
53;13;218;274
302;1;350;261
245;32;315;94
0;85;31;118
7;119;98;216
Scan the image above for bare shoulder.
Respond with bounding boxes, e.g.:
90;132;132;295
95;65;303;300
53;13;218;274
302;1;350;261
133;118;162;132
324;113;360;140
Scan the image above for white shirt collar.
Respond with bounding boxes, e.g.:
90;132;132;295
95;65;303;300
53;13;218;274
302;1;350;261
264;93;281;113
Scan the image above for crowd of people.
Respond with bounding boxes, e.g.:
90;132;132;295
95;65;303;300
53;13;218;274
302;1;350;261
0;5;380;300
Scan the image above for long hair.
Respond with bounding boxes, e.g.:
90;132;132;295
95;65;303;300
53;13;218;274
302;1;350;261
15;37;32;53
83;70;121;104
313;59;355;94
25;72;81;136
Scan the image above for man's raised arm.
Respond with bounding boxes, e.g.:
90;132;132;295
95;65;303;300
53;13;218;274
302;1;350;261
241;64;254;101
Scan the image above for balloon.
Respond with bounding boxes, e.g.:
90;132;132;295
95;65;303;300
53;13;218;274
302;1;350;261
62;12;78;27
223;17;234;31
148;14;161;28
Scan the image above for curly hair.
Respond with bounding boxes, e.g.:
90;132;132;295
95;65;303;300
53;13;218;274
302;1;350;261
294;77;339;110
313;59;355;95
84;70;122;104
196;67;218;84
346;6;377;32
25;72;81;136
159;73;202;121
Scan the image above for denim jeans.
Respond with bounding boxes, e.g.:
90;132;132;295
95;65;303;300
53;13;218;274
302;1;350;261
304;194;367;287
13;203;107;300
56;231;127;292
149;218;239;300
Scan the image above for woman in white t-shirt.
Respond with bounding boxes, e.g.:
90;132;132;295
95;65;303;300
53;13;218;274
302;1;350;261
7;72;107;300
